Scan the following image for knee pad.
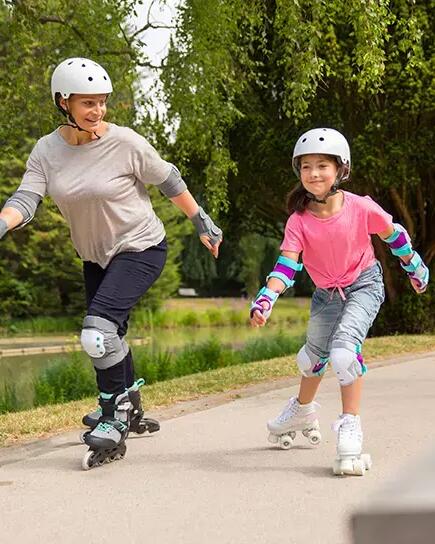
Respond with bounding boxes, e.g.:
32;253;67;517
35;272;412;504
330;341;367;386
296;345;329;377
81;315;129;370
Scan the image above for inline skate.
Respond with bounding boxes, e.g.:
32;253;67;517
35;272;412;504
81;390;131;470
80;379;160;443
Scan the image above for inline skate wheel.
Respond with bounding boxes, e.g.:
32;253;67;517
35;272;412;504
82;450;98;471
79;430;90;444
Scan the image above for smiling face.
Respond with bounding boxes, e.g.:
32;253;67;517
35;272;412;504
299;153;339;199
60;93;108;132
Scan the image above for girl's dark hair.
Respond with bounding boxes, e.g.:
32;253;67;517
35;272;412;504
287;182;311;214
287;156;345;214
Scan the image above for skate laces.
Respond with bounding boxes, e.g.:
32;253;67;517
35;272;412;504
276;397;319;424
95;421;114;434
332;414;360;438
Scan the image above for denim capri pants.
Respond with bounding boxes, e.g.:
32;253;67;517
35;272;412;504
306;262;385;359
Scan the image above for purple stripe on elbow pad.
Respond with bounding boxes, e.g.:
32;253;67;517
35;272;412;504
388;232;408;250
274;264;297;280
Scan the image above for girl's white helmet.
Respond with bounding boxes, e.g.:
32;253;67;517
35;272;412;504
51;57;113;103
292;128;351;181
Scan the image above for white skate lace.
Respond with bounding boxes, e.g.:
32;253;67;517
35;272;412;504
331;415;359;439
276;397;320;424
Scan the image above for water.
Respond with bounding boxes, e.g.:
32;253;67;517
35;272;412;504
0;324;304;408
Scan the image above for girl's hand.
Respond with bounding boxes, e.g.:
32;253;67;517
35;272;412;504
250;303;268;327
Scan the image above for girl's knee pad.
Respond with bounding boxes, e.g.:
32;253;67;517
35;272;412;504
330;342;367;386
296;345;329;377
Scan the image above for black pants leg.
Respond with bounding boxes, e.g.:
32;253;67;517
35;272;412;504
83;239;167;394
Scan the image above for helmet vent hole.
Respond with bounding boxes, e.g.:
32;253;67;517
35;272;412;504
82;64;86;67
302;138;307;142
68;61;73;65
88;77;93;81
103;76;107;80
319;137;324;141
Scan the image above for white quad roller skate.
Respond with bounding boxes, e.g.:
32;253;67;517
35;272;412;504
332;414;372;476
267;396;321;449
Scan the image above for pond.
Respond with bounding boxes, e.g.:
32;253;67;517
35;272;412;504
0;323;306;407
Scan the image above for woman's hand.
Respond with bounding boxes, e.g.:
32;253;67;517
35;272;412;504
200;234;222;258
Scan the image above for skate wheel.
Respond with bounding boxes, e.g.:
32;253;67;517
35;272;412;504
352;458;366;476
82;450;96;471
268;433;279;444
361;453;372;471
135;418;160;435
79;430;90;444
279;434;293;450
332;459;342;475
308;430;321;446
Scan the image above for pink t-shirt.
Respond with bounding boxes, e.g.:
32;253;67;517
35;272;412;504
280;191;392;289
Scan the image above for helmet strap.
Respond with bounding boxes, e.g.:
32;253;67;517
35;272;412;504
306;180;340;205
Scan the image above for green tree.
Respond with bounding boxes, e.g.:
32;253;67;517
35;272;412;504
159;0;435;332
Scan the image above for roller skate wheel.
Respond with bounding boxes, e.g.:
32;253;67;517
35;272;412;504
79;430;90;444
361;453;372;470
333;456;367;476
279;434;294;450
268;432;279;444
82;450;96;471
307;430;321;446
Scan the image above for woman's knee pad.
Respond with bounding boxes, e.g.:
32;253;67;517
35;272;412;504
296;345;329;377
81;315;129;370
330;341;367;386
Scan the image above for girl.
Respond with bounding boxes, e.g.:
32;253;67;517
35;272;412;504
250;128;429;476
0;57;222;470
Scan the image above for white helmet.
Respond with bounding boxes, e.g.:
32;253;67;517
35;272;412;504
51;57;113;104
292;128;351;181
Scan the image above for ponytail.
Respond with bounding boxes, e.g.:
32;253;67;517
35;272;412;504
287;183;311;214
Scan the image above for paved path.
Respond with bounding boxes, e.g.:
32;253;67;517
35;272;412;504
0;352;434;544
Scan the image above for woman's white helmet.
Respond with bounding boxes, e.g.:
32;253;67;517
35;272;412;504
292;128;351;182
51;57;113;103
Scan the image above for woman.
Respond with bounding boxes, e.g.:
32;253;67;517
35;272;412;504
0;57;222;469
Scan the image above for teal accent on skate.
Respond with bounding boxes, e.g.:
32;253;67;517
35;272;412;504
100;392;113;400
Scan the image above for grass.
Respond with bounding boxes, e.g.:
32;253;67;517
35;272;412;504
0;334;434;447
1;297;310;336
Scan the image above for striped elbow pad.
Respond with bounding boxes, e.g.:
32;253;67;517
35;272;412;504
383;224;413;257
267;256;303;290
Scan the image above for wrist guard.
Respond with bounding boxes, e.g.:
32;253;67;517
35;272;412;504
401;252;429;291
191;207;222;246
250;287;279;320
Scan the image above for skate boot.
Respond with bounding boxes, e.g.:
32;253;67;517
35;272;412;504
81;391;131;470
80;379;159;441
332;414;372;476
267;396;321;449
127;379;160;435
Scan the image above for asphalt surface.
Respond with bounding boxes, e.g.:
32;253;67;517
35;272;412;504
0;351;434;544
